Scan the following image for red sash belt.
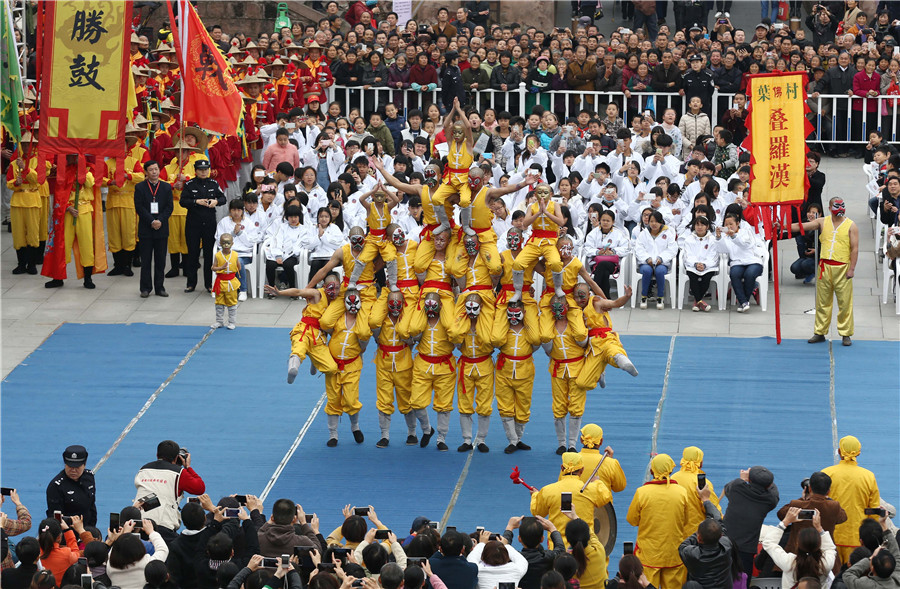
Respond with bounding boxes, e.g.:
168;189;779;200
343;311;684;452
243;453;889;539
551;355;584;377
379;344;406;358
457;354;492;395
343;276;374;286
496;283;531;305
212;272;236;294
417;353;454;369
396;279;419;288
422;280;451;290
332;354;360;371
542;285;574;297
421;223;439;241
370;228;386;236
299;316;323;343
818;258;846;279
443;166;470;179
529;229;558;242
497;352;532;370
467;284;492;291
473;226;491;234
588;327;613;339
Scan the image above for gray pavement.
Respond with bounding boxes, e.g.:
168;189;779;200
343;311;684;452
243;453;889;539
1;157;898;378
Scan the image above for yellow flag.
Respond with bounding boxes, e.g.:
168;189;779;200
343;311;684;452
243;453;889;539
126;68;137;124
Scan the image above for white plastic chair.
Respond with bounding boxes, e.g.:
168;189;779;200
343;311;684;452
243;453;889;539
725;243;769;311
677;250;726;310
580;254;629;298
749;579;782;589
292;249;311;292
881;229;900;314
630;253;677;308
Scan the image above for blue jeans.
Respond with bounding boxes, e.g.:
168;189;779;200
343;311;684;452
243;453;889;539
633;10;658;38
238;256;253;293
639;263;668;297
761;0;778;21
790;257;815;278
730;263;763;305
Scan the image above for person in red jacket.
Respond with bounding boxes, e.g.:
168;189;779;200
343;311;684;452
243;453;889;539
296;42;333;105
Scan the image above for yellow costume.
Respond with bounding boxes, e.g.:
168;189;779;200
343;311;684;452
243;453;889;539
626;455;691;589
493;249;540;336
288;288;339;374
369;293;413;417
321;308;371;419
563;426;627;495
575;298;630;391
514;200;563;273
39;178;50;242
492;319;541;429
670;447;722;535
395;239;420;307
449;247;496;342
6;156;43;250
546;316;588;419
822;436;881;564
65;172;97;267
450;320;494;448
539;256;585;331
322;244;378;320
212;250;241;306
104;155;145;253
431;139;473;216
407;312;456;446
164;154;207;255
402;247;455;336
358;200;396;264
412;184;443;271
470;186;502;275
815;216;855;337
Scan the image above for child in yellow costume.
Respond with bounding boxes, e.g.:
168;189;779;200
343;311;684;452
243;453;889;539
536;236;604;336
542;295;589;455
211;233;241;330
493;228;541;337
449;234;496;343
321;289;372;447
348;182;402;291
403;292;455;451
104;145;146;277
450;294;496;453
491;299;542;454
369;290;420;448
308;227;380;317
402;231;455;337
163;144;207;277
431;97;473;233
265;272;342;382
512;183;567;302
572;283;638;392
6;135;49;275
386;223;420;307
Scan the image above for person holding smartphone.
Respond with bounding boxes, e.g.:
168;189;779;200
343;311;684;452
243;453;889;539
760;507;836;589
1;488;32;569
466;529;528;589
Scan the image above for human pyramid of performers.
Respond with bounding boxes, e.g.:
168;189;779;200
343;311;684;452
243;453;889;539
267;98;638;454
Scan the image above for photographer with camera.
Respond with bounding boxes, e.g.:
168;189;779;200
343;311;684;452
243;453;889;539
133;441;206;544
777;472;848;573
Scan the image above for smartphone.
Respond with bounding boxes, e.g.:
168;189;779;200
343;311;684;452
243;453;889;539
407;557;426;567
354;507;369;516
132;520;144;531
233;495;247;505
332;548;351;562
623;541;634;555
697;474;707;490
262;557;279;568
428;521;438;528
0;488;12;496
864;508;887;517
110;513;120;531
54;510;63;522
476;526;485;534
798;509;816;520
375;529;391;540
352;581;365;588
500;584;515;589
445;526;457;533
224;508;241;518
317;563;336;572
81;574;93;589
286;123;296;130
305;514;314;523
561;492;573;512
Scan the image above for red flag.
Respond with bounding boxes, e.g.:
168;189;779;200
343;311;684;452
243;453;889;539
167;0;242;135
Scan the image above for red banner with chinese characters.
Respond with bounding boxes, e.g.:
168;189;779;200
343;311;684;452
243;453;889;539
167;0;243;135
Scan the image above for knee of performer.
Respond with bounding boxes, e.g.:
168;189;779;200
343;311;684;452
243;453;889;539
548;260;563;273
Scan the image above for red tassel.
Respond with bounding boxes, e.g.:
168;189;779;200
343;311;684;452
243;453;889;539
77;154;86;184
37;153;48;184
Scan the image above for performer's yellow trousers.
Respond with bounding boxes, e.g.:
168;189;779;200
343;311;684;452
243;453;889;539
457;369;494;415
641;564;686;589
168;215;187;254
814;263;853;337
411;368;455;412
11;206;39;248
107;207;136;253
496;374;533;423
65;212;94;266
288;325;339;374
376;366;412;415
325;369;363;415
513;240;562;273
575;334;628;391
551;377;585;419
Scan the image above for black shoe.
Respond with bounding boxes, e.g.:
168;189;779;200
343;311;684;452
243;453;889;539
122;266;133;277
140;291;150;298
83;266;95;289
376;438;389;448
516;441;531;451
504;444;517;454
353;430;364;444
556;445;566;455
420;427;435;448
808;334;826;343
131;250;141;267
12;248;27;274
11;265;26;275
436;441;448;451
326;438;338;447
406;435;418;445
37;241;45;264
568;446;576;453
45;279;64;288
165;267;180;278
842;336;852;346
184;286;195;293
107;266;125;276
156;290;169;297
477;443;489;453
457;443;473;452
25;247;38;274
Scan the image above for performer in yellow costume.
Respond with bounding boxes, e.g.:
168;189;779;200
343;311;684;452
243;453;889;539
369;290;418;449
449;234;496;342
162;142;206;277
450;294;495;453
542;295;589;454
563;424;627;498
670;446;722;535
573;283;638;392
536;237;604;333
308;227;380;317
512;183;567;302
403;231;455;336
104;142;146;277
386;224;420;308
626;454;692;589
321;289;372;447
6;134;48;275
431;97;473;233
211;233;241;330
494;228;541;337
530;452;613;548
63;166;97;287
265;272;341;382
822;435;882;565
492;299;542;454
785;197;858;346
404;292;454;451
348;183;401;291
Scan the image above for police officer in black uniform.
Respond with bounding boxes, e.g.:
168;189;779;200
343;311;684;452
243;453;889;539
681;54;716;117
46;445;97;527
180;159;225;293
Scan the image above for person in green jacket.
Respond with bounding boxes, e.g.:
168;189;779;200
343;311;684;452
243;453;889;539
462;54;491;107
366;111;395;156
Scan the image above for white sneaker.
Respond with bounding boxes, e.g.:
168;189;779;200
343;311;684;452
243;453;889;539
238;291;247;302
226;323;236;330
736;303;746;313
724;11;730;18
640;296;648;309
210;322;222;329
656;297;665;310
740;302;750;313
715;11;722;18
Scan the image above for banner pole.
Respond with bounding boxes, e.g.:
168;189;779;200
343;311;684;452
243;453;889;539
178;0;187;174
773;226;781;344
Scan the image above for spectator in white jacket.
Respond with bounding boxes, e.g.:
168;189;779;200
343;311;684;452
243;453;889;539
216;199;259;301
679;215;720;312
641;133;680;184
716;212;764;313
585;210;631;297
466;531;529;589
307;207;345;283
299;134;346;189
634;210;677;309
295;166;330;219
760;507;837;589
264;205;316;291
107;519;169;589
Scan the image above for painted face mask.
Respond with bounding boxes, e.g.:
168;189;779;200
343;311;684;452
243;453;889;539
324;281;339;299
464;299;481;318
345;293;361;314
424;298;440;318
464;235;480;256
350;233;365;251
388;298;403;317
373;191;387;204
469;174;483;190
507;230;522;250
424;167;439;187
551;299;568;319
507;306;524;325
830;199;846;217
559;243;574;258
452;124;465;142
391;227;406;246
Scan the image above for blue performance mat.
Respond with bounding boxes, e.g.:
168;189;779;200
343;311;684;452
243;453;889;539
2;324;897;555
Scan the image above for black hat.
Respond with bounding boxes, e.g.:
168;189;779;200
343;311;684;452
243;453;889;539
63;445;88;467
444;50;459;62
689;23;702;32
689;54;703;62
194;159;211;170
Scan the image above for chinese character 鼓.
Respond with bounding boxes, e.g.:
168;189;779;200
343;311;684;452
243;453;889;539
769;108;789;132
71;10;107;44
69;54;105;91
757;85;770;102
770;163;790;189
196;43;227;91
769;136;790;160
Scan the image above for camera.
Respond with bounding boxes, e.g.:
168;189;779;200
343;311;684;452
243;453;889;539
375;529;391;540
138;493;161;511
864;508;887;517
224;508;241;518
352;581;365;588
262;557;279;568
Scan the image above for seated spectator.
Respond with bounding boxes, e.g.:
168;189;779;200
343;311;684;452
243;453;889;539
634;210;677;309
466;532;528;589
680;215;719;311
716;213;764;313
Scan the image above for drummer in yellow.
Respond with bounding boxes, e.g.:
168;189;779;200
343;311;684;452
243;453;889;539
670;446;722;535
626;454;692;589
369;290;416;449
105;128;146;277
822;435;881;565
573;283;638;392
348;182;401;291
492;299;542;454
210;233;241;330
6;133;48;275
265;272;342;382
530;452;613;548
450;294;495;453
431;97;473;233
321;289;372;447
565;424;627;498
512;183;567;302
